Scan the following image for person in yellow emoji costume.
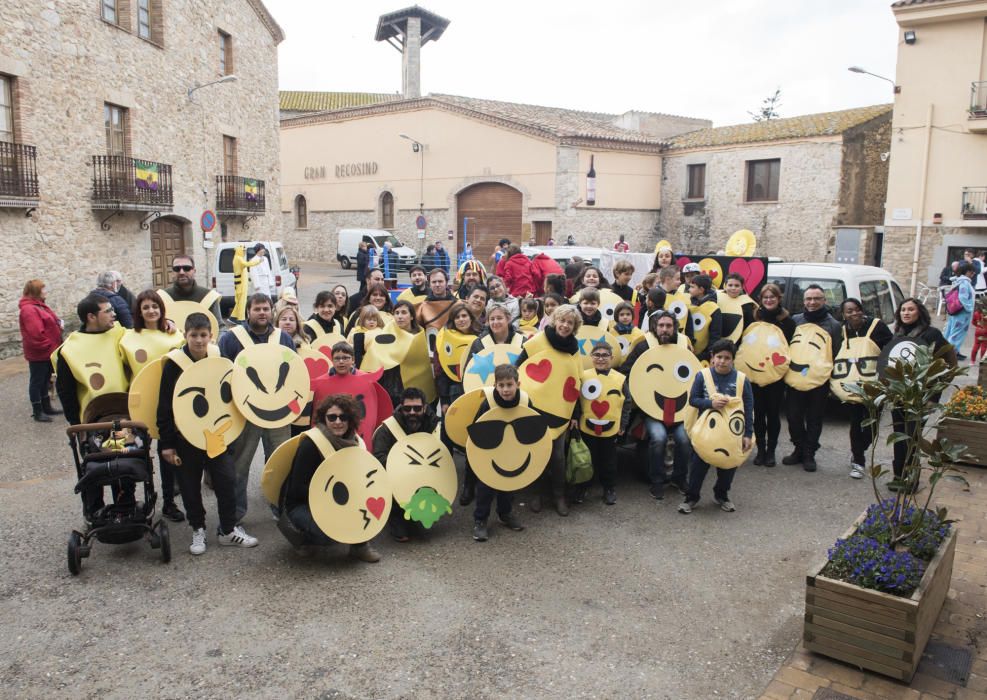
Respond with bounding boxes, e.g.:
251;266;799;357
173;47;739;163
157;312;257;556
573;342;626;506
781;285;842;473
230;244;261;322
678;339;753;515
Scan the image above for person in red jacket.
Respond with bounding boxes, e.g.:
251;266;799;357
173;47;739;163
500;245;539;297
18;279;64;422
530;251;564;293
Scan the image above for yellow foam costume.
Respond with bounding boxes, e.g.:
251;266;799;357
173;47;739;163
231;245;261;321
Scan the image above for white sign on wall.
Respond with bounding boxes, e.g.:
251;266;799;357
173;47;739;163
892;208;913;220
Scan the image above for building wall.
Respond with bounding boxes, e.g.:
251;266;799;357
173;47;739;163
658;139;844;260
882;225;987;293
837;114;893;226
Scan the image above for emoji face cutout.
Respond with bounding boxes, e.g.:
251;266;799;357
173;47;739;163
174;357;246;457
386;431;457;527
462;342;522;392
232;344;309;428
736;322;790;386
830;334;882;403
716;290;753;343
596;289;627;328
361;323;414;372
575;327;623;370
399;330;437;403
665;296;691;333
877;337;924;379
628;343;702;425
308;447;392;544
127;357;165;438
466;404;551;491
725;229;757;257
297;344;333;381
689;299;719;357
784;323;834;391
519;349;582;438
578;369;625;437
260;434;305;506
310;368;393;448
698;258;723;288
612;327;646;361
156;290;221;340
436;327;475;382
691;399;751;469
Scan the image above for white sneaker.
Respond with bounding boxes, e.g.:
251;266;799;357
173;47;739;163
715;497;736;512
189;528;207;555
849;464;865;479
217;525;258;548
678;500;696;514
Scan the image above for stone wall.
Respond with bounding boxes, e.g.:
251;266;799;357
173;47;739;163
658;140;845;261
837;114;892;226
0;0;282;359
882;225;987;293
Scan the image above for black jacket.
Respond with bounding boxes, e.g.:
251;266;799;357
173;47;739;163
371;408;441;467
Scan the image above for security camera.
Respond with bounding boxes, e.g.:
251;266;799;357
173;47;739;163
880;152;890;162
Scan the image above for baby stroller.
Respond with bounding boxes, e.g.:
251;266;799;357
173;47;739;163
65;394;171;575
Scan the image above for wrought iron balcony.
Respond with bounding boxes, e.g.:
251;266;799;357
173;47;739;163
90;155;173;210
0;141;40;207
962;187;987;220
969;82;987;133
216;175;266;215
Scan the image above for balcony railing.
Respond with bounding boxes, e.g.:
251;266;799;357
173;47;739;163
971;81;987;116
962;187;987;220
91;155;173;210
0;141;40;206
216;175;266;215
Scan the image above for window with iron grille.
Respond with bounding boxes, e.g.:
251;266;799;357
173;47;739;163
381;191;394;229
0;75;13;143
219;30;233;75
686;164;705;200
295;195;308;229
223;135;237;176
745;158;780;202
104;103;128;156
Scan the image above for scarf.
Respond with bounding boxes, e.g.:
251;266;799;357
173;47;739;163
801;306;832;323
315;422;359;451
545;324;579;354
614;322;635;334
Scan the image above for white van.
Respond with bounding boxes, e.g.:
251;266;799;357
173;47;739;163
211;240;296;315
765;262;905;325
337;228;418;270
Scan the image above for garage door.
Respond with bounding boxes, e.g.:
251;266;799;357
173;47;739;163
457;183;522;261
150;218;185;288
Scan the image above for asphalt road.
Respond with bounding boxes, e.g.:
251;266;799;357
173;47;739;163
0;260;970;699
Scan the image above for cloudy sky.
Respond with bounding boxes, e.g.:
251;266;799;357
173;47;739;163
263;0;901;126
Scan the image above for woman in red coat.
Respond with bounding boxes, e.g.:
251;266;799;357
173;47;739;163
19;279;64;422
500;245;539;297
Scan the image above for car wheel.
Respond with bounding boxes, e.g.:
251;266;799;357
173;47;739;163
339;256;352;270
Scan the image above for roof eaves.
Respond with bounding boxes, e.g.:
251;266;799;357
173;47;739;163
246;0;285;44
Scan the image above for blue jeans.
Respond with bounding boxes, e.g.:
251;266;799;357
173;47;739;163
685;455;737;504
288;504;335;546
644;418;691;486
231;422;291;523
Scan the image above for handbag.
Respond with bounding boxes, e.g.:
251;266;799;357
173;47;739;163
565;430;594;484
944;285;963;315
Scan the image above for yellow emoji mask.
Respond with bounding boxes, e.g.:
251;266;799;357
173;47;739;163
830;319;881;403
230;326;310;428
157;289;221;341
628;343;701;426
688;369;751;469
466;403;552;491
436;327;476;382
784;323;834;391
735;322;790;386
519;349;582;438
575;326;623;371
168;349;246;458
380;418;457;529
578;368;625;437
308;444;392;544
462;339;524;393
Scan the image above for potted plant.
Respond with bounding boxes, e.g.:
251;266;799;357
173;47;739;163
803;345;968;681
937;384;987;465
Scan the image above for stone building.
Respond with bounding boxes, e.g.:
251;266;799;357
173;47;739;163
0;0;284;358
882;0;987;293
279;93;709;263
658;105;892;262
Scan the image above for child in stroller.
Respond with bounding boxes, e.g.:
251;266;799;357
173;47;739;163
66;393;170;575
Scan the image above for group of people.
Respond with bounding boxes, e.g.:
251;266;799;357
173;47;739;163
17;236;966;563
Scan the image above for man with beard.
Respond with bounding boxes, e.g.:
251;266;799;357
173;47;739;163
455;259;487;300
372;388;441;542
347;268;385;316
163;255;223;323
620;311;693;500
396;265;429;307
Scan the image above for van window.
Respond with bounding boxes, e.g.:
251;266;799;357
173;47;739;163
788;278;846;317
890;281;904;311
218;247;257;273
373;234;404;248
859;280;895;325
275;246;288;271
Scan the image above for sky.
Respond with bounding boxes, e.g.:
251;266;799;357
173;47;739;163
263;0;901;127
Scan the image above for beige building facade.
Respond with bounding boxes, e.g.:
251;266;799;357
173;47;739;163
0;0;283;358
279;94;709;263
883;0;987;292
659;106;892;262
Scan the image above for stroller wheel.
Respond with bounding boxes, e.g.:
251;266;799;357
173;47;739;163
158;521;171;563
67;531;83;576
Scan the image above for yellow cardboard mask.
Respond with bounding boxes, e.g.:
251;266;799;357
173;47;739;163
308;446;392;544
519;349;582;438
462;342;523;393
784;323;834;391
466;404;551;492
688;369;751;469
578;369;625;437
628;343;701;426
575;327;623;371
231;328;309;428
382;419;457;528
830;319;881;403
735;322;790;386
436;327;476;382
127;357;165;438
171;353;246;457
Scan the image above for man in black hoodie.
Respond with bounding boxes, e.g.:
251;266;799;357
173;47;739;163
782;285;842;472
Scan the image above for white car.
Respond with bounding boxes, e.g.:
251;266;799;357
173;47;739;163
211;240;296;314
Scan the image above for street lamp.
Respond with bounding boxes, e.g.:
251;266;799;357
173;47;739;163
187;74;238;100
848;66;900;94
399;133;426;215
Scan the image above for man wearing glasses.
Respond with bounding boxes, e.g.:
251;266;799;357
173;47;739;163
372;388;440;543
163;255;223;324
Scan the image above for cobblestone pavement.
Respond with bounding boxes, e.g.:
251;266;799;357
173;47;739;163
0;260;979;699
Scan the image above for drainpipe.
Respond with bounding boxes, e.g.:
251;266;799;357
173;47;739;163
909;103;933;296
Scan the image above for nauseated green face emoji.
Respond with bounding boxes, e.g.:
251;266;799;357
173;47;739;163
400;486;452;528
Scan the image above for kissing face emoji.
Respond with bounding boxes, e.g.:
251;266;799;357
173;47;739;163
784;323;833;391
735;322;790;386
628;344;701;425
466;404;551;491
174;357;246;457
232;344;310;428
308;447;392;544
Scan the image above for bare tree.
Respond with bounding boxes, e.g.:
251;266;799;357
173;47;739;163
749;88;782;122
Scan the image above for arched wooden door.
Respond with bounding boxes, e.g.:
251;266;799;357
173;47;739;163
150;217;186;288
456;183;522;260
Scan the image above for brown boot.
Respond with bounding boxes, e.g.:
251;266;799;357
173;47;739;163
348;542;381;563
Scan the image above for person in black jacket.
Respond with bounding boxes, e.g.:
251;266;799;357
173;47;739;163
749;284;796;467
356;241;370;294
782;285;843;472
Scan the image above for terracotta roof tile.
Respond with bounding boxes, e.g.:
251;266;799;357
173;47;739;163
668;104;893;150
279;91;401;112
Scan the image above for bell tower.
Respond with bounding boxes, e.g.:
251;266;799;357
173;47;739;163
375;6;450;99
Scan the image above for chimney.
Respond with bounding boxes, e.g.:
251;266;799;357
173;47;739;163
375;6;450;99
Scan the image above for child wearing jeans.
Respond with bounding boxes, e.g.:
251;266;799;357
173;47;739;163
571;342;626;505
678;339;753;515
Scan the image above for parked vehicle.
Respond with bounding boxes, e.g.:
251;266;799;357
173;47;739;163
211;240;296;316
337;228;418;271
520;245;606;269
765;262;905;325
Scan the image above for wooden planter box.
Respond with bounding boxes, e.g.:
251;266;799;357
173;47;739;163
937;417;987;466
979;361;987;390
803;513;958;682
